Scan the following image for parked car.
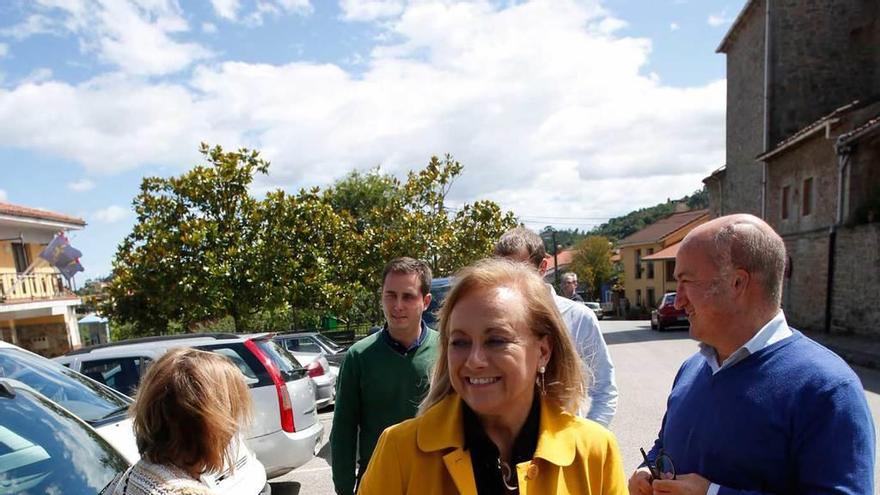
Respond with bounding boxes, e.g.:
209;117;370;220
274;334;337;409
585;301;604;320
0;340;268;494
276;331;348;366
423;276;453;327
0;378;130;494
56;332;324;478
651;292;689;331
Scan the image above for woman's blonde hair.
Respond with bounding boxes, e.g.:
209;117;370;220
419;258;587;415
131;347;253;475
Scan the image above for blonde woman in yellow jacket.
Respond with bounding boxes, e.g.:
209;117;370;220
359;259;627;495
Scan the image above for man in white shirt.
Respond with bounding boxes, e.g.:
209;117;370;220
494;227;618;427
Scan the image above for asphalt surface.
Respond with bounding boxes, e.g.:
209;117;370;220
271;319;880;494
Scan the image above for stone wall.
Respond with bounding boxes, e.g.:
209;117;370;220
831;223;880;337
846;132;880;224
770;0;878;143
724;0;766;217
765;132;838;236
782;229;830;332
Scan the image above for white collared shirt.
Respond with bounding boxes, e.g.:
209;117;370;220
699;310;792;375
547;285;618;426
700;310;792;495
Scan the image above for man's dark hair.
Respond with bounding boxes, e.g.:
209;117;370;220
494;227;547;269
382;257;432;296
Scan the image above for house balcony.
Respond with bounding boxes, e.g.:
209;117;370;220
0;270;75;304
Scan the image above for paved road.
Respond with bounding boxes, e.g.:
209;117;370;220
272;320;880;494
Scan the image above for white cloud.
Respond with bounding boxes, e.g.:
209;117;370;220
92;205;129;223
0;44;8;58
339;0;405;22
202;22;218;33
14;0;211;76
0;0;724;221
20;68;53;84
68;178;96;192
670;22;679;31
210;0;241;20
708;12;731;27
212;0;312;24
0;14;58;40
0;189;6;201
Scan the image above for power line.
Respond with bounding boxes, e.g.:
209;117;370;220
445;207;610;223
514;214;611;221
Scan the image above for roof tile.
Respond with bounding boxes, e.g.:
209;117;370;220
0;201;87;227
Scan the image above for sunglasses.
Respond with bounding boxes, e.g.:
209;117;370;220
640;447;676;481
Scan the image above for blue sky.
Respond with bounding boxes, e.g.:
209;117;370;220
0;0;746;281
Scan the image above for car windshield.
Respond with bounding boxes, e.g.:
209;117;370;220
0;349;131;425
312;334;344;353
664;294;676;305
253;339;307;382
0;382;129;494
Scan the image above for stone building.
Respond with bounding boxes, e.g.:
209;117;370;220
709;0;880;217
758;100;880;336
709;0;880;335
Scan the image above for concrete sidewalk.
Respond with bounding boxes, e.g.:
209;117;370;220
804;330;880;370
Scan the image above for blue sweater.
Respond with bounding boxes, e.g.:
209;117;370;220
649;331;875;494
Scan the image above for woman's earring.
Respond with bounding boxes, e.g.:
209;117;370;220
537;365;547;395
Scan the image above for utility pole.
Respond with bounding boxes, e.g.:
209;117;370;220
552;229;559;291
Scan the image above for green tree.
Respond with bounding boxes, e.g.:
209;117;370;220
321;155;516;320
589;188;708;241
106;143;279;334
107;146;517;335
259;188;361;327
569;236;614;300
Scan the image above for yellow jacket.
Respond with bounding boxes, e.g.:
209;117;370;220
358;393;627;495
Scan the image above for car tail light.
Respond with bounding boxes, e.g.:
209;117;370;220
245;340;296;433
307;360;324;378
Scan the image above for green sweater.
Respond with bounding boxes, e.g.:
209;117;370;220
330;328;439;495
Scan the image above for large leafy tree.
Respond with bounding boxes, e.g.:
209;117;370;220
569;236;615;300
107;147;517;334
107;144;278;333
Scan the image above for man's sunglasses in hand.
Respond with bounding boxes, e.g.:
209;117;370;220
640;447;676;481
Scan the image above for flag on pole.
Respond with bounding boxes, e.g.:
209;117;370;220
39;233;84;280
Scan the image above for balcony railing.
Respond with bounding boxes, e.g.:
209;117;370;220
0;271;74;303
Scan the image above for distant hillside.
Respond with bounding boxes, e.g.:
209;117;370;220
588;188;708;242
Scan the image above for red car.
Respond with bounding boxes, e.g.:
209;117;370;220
650;292;689;331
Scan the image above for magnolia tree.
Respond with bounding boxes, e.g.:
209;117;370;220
106;145;516;335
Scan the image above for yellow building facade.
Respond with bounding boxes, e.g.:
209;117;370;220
0;202;86;356
617;209;709;310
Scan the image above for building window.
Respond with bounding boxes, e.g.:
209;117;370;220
635;289;642;307
12;243;29;273
647;287;656;309
647;248;654;279
666;260;676;282
781;186;790;220
635;249;642;279
802;177;813;216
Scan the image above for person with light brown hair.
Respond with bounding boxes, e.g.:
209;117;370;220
106;347;253;495
358;258;627;495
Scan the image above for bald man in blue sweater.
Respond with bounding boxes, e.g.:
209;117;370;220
629;215;875;495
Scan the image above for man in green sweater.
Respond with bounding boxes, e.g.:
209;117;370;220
330;257;440;495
